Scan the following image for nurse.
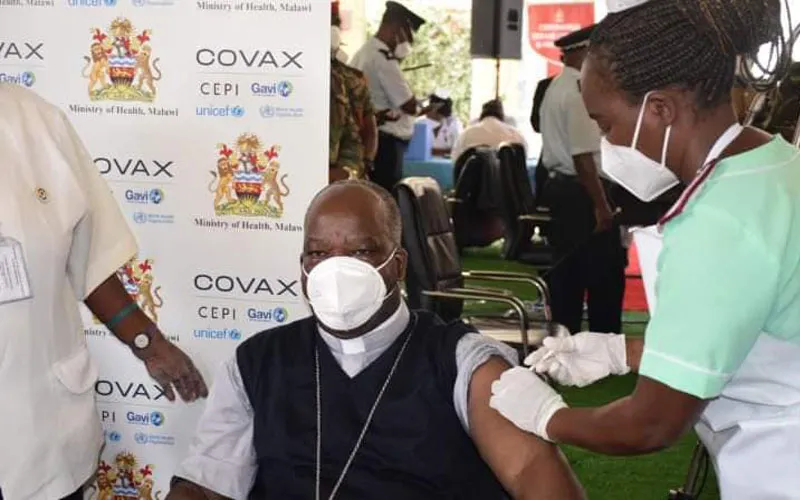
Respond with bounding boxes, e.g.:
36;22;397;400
489;0;800;498
0;85;207;500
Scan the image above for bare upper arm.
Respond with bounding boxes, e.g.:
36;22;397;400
468;357;586;500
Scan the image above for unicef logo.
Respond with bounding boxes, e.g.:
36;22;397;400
231;106;245;118
150;411;164;427
273;307;287;323
229;329;242;341
103;0;117;5
20;72;35;88
148;188;164;204
107;430;121;442
135;432;149;444
277;81;293;97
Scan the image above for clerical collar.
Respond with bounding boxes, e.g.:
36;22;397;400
317;301;411;356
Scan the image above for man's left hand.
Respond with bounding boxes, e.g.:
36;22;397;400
138;335;208;403
490;367;567;441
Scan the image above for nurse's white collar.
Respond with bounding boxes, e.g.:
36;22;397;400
317;301;411;355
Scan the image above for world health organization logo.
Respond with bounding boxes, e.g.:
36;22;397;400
209;133;290;218
83;17;161;102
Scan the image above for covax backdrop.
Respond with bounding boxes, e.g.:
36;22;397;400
0;1;329;496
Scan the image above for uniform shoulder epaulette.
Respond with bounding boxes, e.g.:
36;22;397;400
379;49;397;61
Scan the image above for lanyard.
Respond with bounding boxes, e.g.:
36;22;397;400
314;314;417;500
659;123;745;227
703;123;744;168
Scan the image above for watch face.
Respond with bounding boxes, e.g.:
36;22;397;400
134;333;150;349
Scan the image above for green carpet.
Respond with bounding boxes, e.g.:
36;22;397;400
460;244;721;499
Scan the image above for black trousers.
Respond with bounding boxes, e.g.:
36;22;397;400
0;487;82;500
542;173;626;334
372;131;409;192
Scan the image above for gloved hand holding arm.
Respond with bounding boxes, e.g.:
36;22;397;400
489;367;706;455
525;333;645;387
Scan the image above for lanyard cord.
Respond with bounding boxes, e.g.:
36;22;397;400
315;314;418;500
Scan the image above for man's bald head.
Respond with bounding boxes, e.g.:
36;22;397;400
304;180;402;247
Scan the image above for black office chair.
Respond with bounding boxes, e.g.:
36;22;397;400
495;143;555;270
395;176;567;356
448;148;506;252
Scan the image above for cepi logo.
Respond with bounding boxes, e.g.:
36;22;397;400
251;80;293;98
193;328;242;341
125;188;164;205
66;0;116;6
247;306;288;324
126;410;165;427
0;71;35;87
196;104;245;118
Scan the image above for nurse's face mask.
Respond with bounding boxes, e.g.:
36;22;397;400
302;249;398;332
601;91;680;202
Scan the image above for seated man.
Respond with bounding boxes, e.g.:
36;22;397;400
452;99;527;163
166;181;584;500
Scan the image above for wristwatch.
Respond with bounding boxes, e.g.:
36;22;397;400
131;326;157;352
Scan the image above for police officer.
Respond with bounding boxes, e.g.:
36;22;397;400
350;1;425;191
539;24;626;334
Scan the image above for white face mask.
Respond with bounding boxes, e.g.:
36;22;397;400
600;91;680;203
331;26;342;52
303;250;397;332
394;40;412;60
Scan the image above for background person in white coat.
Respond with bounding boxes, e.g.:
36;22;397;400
0;85;207;500
489;1;800;498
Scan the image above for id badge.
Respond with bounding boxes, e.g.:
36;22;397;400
0;236;33;304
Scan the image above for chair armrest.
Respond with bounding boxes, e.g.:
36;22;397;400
422;288;533;355
462;271;552;319
519;214;552;223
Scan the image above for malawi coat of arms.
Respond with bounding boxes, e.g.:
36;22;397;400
83;17;161;102
118;256;162;324
209;133;290;218
88;452;161;500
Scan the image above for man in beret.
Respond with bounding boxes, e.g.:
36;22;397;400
350;1;426;191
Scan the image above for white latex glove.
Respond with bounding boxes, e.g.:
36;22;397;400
489;367;567;441
524;333;629;388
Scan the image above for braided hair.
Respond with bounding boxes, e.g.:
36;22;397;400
590;0;785;108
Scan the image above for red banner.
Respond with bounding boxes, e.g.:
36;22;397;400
528;2;595;76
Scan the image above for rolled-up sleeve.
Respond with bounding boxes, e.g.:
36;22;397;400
640;206;779;399
453;333;520;431
57;111;137;299
174;356;257;500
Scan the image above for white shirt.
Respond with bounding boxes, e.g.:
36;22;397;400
418;115;463;153
540;66;603;176
174;301;518;500
0;84;138;500
350;37;415;140
451;117;527;163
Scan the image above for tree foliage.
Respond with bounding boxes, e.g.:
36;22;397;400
368;6;472;125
